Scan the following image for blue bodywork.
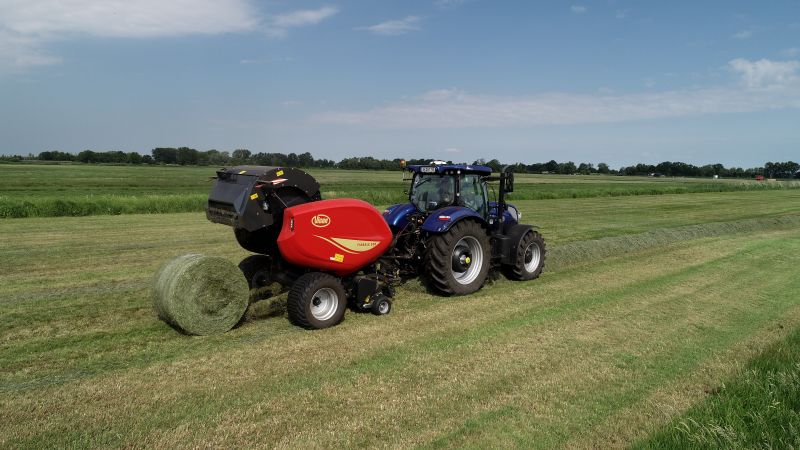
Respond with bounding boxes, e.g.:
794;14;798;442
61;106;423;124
420;205;485;233
383;203;417;230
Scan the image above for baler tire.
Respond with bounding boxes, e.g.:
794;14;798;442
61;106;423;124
287;272;347;329
503;231;546;281
238;255;273;289
424;220;491;296
371;297;392;316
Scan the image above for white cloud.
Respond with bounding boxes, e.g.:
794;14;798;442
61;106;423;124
273;6;338;28
571;5;587;14
313;59;800;129
0;0;259;69
732;30;753;39
729;58;799;87
358;16;420;36
267;6;339;38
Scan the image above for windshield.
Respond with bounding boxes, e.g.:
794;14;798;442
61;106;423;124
410;174;455;212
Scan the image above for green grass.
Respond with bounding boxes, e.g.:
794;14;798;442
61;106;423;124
2;163;798;218
2;188;800;447
634;327;800;449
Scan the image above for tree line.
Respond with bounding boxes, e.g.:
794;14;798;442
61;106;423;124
1;148;798;179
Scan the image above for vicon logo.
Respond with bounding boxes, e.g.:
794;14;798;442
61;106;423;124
311;214;331;228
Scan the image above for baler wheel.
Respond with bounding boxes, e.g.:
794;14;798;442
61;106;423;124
287;272;347;329
424;220;491;296
371;297;392;316
238;255;273;289
503;231;546;281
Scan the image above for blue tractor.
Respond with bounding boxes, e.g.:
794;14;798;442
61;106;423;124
382;161;546;295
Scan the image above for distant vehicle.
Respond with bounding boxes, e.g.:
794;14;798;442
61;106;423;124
648;173;665;177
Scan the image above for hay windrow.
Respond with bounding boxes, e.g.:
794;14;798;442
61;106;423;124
548;214;800;271
152;254;249;335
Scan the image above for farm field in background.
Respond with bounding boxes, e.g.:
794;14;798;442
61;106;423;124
2;165;800;447
2;163;798;218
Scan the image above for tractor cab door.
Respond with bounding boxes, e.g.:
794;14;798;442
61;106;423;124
458;174;489;218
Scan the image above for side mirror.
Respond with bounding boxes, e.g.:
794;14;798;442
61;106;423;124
505;171;514;193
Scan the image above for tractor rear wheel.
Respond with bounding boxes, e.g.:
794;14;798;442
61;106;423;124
425;220;491;295
287;272;347;329
503;231;546;281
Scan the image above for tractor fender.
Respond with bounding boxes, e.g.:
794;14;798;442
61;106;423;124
382;203;417;231
421;206;486;234
500;224;534;265
489;201;521;226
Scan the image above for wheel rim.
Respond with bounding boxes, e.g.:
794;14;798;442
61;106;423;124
523;241;541;273
252;270;270;288
310;287;338;321
451;236;483;285
378;301;389;314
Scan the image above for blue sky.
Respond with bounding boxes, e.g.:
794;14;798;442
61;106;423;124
1;0;798;167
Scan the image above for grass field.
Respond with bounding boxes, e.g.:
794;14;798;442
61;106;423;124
2;166;800;448
634;326;800;449
2;163;798;218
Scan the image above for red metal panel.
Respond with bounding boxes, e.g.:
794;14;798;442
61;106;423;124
277;199;392;276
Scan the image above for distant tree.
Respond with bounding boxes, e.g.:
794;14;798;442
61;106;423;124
484;159;502;172
544;160;559;173
558;161;577;175
298;152;314;167
232;149;251;161
127;152;143;164
175;147;198;165
77;150;97;163
597;162;610;174
152;148;178;164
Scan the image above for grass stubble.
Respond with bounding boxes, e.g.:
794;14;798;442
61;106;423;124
2;172;800;447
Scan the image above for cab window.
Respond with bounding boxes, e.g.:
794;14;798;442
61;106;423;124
459;174;487;216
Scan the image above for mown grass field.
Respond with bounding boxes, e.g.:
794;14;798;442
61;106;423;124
2;163;798;218
2;165;800;448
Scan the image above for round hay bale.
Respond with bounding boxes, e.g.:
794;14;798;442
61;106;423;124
153;254;249;335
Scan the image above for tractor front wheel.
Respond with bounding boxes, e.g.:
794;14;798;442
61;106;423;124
287;272;347;329
425;220;491;295
503;231;546;281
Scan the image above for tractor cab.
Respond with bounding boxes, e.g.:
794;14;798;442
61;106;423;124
406;163;493;217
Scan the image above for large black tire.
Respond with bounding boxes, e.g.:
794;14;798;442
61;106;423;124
425;220;491;295
234;227;279;255
238;255;273;289
287;272;347;329
503;231;546;281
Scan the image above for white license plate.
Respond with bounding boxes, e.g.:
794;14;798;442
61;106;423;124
420;166;436;173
